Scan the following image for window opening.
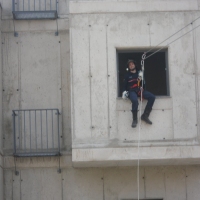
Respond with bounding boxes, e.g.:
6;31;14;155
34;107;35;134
117;49;169;97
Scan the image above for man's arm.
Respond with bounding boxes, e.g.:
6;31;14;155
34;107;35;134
123;74;128;92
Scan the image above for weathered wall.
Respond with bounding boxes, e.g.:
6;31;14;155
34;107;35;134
195;11;200;142
0;155;3;200
1;0;200;19
1;0;200;200
0;7;71;200
0;0;199;160
71;9;200;147
0;166;3;200
0;4;2;152
70;1;200;165
1;21;71;153
70;0;199;14
3;164;200;200
0;4;4;200
0;5;2;153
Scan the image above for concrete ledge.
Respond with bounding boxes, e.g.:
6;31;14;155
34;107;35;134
4;154;72;169
3;146;200;168
1;18;69;33
72;146;200;167
72;138;199;149
117;96;172;111
69;0;199;14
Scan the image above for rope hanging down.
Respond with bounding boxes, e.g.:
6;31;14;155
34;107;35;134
137;53;146;200
136;15;200;200
145;23;200;60
145;15;200;59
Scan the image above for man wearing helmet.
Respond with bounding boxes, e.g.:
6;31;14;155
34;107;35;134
122;60;155;128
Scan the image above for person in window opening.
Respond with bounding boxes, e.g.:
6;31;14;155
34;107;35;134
122;60;155;128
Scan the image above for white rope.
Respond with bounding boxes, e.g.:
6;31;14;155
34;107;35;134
137;53;146;200
135;14;200;200
145;23;200;60
137;92;142;200
145;15;200;55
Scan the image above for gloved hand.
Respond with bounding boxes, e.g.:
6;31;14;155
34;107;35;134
122;91;129;100
138;70;143;81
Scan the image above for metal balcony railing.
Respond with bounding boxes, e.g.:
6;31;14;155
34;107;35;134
12;0;58;20
12;109;61;157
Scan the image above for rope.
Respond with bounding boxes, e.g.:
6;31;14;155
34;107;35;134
145;24;200;60
145;15;200;55
136;14;200;200
137;53;146;200
137;91;142;200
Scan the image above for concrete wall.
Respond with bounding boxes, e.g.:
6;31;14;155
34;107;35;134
0;4;71;200
71;9;200;147
0;166;3;200
0;5;2;152
1;0;200;199
0;19;72;199
0;0;199;158
195;11;200;143
70;0;200;14
70;1;200;166
3;164;200;200
1;20;71;153
1;0;200;19
0;156;3;200
0;4;4;200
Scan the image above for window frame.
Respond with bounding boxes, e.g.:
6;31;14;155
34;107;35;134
116;48;170;97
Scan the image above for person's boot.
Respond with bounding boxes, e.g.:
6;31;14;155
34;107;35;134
141;107;152;124
132;111;138;128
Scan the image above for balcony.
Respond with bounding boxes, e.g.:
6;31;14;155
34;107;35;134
12;109;61;157
12;0;58;20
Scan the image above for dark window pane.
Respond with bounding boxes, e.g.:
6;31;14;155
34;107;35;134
117;50;169;97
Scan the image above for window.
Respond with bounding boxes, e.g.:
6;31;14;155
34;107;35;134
117;49;169;97
122;199;163;200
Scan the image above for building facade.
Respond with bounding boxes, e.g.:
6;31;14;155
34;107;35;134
0;0;200;199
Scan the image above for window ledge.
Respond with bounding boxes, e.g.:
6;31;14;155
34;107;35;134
117;96;172;110
72;146;200;167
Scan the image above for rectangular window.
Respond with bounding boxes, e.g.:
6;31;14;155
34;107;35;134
122;199;163;200
117;49;169;97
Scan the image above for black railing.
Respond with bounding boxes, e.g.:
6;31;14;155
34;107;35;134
12;0;58;20
13;109;61;157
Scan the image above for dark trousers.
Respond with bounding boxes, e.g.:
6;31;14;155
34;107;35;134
129;90;155;112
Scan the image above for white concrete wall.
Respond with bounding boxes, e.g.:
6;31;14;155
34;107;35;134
194;11;200;142
0;4;71;199
1;20;71;153
0;4;4;200
0;4;2;153
70;0;200;14
70;5;200;149
71;11;200;145
0;167;3;200
3;163;200;200
1;0;200;199
1;0;200;19
0;155;3;200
